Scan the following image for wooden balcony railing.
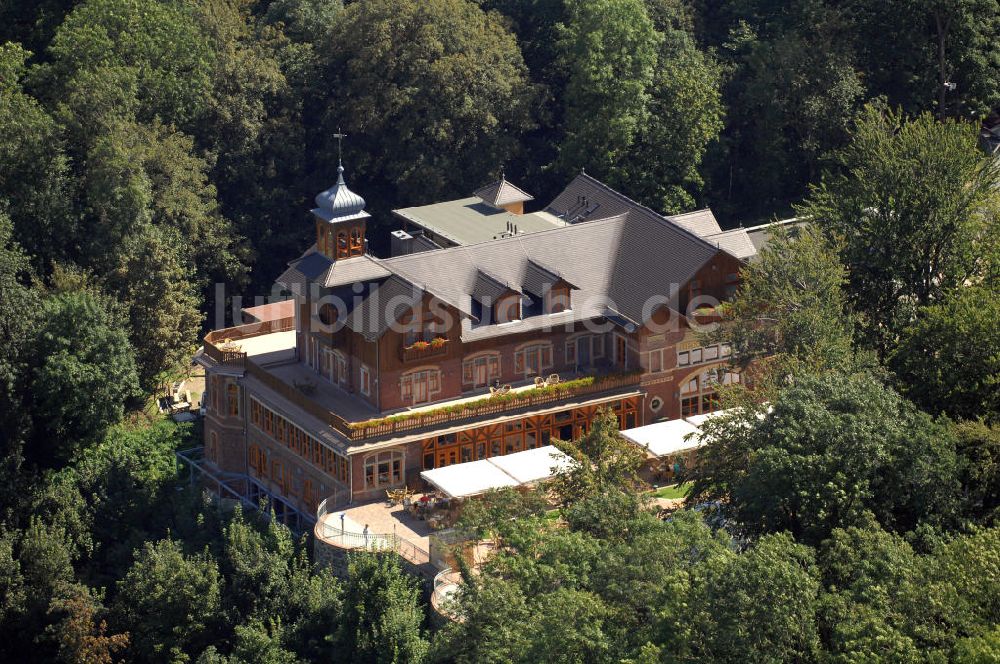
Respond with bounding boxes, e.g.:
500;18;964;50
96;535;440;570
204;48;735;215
202;317;295;368
345;371;641;441
203;317;639;444
245;361;355;434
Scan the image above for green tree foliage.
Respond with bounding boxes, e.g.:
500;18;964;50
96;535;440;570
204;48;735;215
705;3;865;219
0;213;39;473
45;582;130;664
890;287;1000;422
321;0;534;208
113;539;223;663
337;553;429;664
711;224;856;377
849;0;1000;119
0;43;72;268
555;0;723;212
27;291;140;466
41;0;215;130
555;0;659;177
799;104;1000;350
684;533;822;663
549;409;647;510
951;420;1000;522
112;225;201;390
689;371;960;544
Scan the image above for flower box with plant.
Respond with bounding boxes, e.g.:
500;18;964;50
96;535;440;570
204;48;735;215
429;336;448;349
407;340;431;351
348;369;642;434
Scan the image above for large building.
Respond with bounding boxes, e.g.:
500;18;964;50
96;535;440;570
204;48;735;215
197;163;754;525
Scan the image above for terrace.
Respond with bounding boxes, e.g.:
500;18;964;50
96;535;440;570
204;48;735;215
202;323;642;444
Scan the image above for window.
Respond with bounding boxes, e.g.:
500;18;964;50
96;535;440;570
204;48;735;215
514;343;553;375
680;368;740;417
650;396;664;413
495;294;521;323
227;383;240;417
405;306;445;345
336;353;348;386
690;348;703;364
249;398;349;486
364;450;404;489
400;368;441;405
678;350;690;367
546;285;571;314
720;344;732;358
249;444;266;477
647;348;665;373
704;345;719;361
360;365;371;396
566;334;603;368
462;353;500;388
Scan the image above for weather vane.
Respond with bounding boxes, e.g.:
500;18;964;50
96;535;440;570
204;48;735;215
333;127;347;166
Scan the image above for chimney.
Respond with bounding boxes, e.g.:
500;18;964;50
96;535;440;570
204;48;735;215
391;229;413;256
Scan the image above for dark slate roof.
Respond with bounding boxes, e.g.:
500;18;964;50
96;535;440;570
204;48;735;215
545;173;633;223
472;269;522;301
474;178;534;207
522;258;573;296
378;208;719;342
547;173;757;261
344;275;423;340
276;249;391;292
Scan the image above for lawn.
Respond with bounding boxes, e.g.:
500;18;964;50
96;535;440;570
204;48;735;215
651;484;690;500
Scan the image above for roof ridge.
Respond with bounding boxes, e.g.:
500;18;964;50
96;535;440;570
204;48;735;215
572;172;728;257
381;211;631;265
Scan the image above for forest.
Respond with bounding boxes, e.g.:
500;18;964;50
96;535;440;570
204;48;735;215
0;0;998;662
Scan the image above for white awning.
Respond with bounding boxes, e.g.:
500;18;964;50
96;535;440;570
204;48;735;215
620;418;701;457
419;445;575;499
684;408;740;428
487;446;576;484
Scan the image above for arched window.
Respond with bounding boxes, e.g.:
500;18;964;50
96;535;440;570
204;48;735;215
680;366;740;417
364;450;404;489
336;231;348;258
400;367;441;405
462;352;501;388
514;342;553;376
350;227;363;254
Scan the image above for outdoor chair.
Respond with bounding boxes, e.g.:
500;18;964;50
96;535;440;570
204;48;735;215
546;373;560;386
534;376;546;388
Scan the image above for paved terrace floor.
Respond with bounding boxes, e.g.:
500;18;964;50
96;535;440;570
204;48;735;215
320;498;435;554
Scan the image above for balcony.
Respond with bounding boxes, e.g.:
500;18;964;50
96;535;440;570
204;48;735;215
203;317;296;368
203;322;641;444
400;337;449;363
346;370;641;441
